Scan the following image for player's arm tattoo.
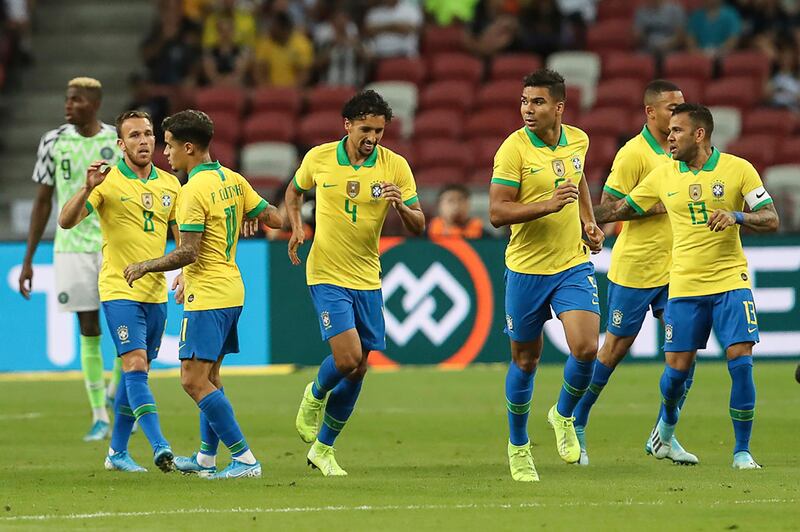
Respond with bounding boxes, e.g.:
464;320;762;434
593;192;663;223
256;204;283;229
142;231;203;272
743;203;779;232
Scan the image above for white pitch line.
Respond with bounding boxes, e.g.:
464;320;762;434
0;499;796;522
0;412;41;421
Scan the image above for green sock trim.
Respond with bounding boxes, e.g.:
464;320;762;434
506;399;531;415
200;441;215;453
323;412;346;432
562;379;588;398
730;407;755;421
117;406;135;418
133;404;157;418
662;395;681;408
588;383;604;396
227;439;247;455
80;335;105;409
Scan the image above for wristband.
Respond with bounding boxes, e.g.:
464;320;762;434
733;211;744;225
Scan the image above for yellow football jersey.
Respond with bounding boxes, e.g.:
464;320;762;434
604;126;674;288
491;125;590;275
294;138;418;290
177;161;268;311
626;149;773;298
86;160;181;303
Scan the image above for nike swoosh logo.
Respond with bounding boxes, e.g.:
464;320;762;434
178;343;185;350
591;299;599;305
667;192;678;197
322;183;337;188
530;167;543;174
120;196;132;201
756;191;765;198
748;327;757;333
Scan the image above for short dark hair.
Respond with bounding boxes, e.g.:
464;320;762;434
341;90;393;122
115;110;153;138
644;79;682;104
672;103;714;137
162;110;214;149
523;69;566;101
438;184;470;201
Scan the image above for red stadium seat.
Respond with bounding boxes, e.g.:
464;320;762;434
490;53;542;81
298;111;344;146
470;137;505;169
476;80;523;110
469;166;493;184
726;135;778;173
665;77;704;102
586;134;619;172
251;87;302;116
578;107;631;138
594;78;644;109
602;53;656;84
464;109;519;140
565;86;583;117
152;144;171;172
381;117;404;141
421;24;465;54
597;0;639;20
415;167;465;185
375;57;426;86
307;85;357;113
211;142;238;168
419;80;475;113
380;139;415;168
414;139;473;171
429;53;483;85
743;108;797;136
194;87;246;116
722;51;771;83
586;19;635;53
775;137;800;165
414;110;463;140
242;112;296;144
704;77;761;110
248;175;285;191
206;111;240;145
663;53;714;82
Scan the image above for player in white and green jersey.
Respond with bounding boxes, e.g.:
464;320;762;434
19;77;121;441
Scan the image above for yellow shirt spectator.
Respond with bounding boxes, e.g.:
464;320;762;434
202;7;256;49
255;12;313;87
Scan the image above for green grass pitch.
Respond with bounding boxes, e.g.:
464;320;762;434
1;362;798;530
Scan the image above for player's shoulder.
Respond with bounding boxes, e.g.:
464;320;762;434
304;141;339;163
38;124;74;146
562;123;589;145
497;127;528;152
377;144;410;168
98;123;117;137
154;166;182;190
717;151;757;174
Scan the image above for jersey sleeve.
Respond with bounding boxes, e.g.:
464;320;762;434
176;184;207;232
293;150;315;192
242;176;269;218
490;137;523;188
85;183;105;214
394;155;419;206
604;145;642;198
625;166;662;215
739;161;773;211
31;131;58;186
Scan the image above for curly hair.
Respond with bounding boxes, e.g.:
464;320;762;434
341;90;393;122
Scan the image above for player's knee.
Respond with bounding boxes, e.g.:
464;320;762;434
121;351;148;373
334;352;361;375
571;339;598;360
180;373;205;400
350;363;368;381
511;353;540;373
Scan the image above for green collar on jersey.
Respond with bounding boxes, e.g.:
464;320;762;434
641;125;669;156
679;147;720;174
188;160;222;179
524;126;568;151
337;136;378;169
118;159;158;182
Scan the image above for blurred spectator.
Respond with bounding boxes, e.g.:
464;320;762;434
424;0;481;25
633;0;686;56
313;9;368;86
202;0;257;50
556;0;597;45
428;185;484;239
141;8;203;85
686;0;741;57
740;0;796;62
183;0;215;28
4;0;32;64
769;45;800;112
518;0;573;58
364;0;424;59
463;0;519;58
203;16;251;86
254;10;314;87
125;73;169;139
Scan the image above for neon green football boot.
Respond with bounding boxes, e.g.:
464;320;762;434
508;441;540;482
307;440;348;477
547;405;581;464
296;382;325;443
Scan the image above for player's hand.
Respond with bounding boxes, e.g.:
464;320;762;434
18;262;33;299
707;209;736;232
288;229;305;265
381;182;403;210
548;180;579;213
124;262;148;287
240;216;259;238
583;222;604;254
85;160;111;189
172;273;185;305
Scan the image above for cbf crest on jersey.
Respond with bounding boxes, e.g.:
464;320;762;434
552;159;566;177
572;156;582;172
370;182;383;199
320;311;332;329
347;181;360;198
142;192;154;209
712;180;725;200
665;324;673;342
689;184;702;201
117;325;129;343
612;309;623;327
161;193;172;207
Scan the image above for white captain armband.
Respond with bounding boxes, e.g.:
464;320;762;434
744;186;772;210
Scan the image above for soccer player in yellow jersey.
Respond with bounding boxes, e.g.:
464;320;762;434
59;111;180;473
123;110;282;479
607;104;779;469
488;69;604;481
288;90;425;477
572;80;698;466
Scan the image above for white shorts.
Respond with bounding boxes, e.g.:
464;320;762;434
54;252;102;313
